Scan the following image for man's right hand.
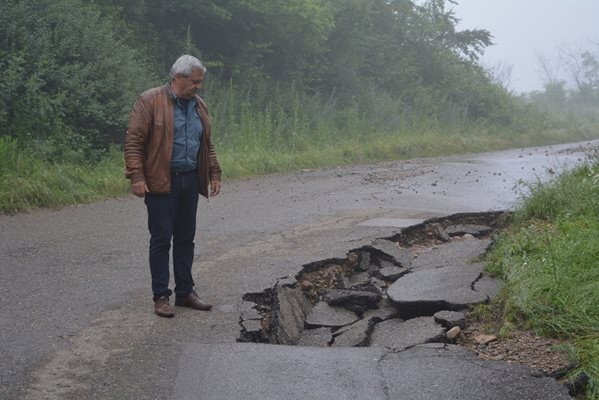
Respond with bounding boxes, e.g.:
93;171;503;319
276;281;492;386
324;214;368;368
131;181;149;197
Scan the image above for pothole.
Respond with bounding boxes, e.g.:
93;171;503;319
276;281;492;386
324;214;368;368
239;211;508;351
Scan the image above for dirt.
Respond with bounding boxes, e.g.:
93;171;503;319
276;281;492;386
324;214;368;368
456;318;590;399
457;320;571;375
456;318;587;400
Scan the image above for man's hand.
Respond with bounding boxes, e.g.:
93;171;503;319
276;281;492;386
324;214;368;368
131;181;149;197
210;180;221;197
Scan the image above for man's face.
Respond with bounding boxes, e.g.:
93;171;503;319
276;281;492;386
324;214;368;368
173;69;204;99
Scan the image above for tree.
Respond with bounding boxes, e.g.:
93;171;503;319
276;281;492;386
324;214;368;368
0;0;156;154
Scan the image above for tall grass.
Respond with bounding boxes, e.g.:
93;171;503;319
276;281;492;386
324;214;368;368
0;136;127;213
204;80;598;179
1;81;598;213
486;159;599;399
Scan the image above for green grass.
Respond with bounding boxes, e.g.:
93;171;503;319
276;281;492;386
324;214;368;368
1;123;597;213
2;79;599;214
485;160;599;399
0;142;128;213
217;126;598;179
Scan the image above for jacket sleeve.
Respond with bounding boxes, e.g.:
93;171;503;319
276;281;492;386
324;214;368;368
197;97;221;183
124;95;152;184
208;141;221;182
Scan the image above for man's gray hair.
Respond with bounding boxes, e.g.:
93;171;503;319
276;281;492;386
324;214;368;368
169;55;207;79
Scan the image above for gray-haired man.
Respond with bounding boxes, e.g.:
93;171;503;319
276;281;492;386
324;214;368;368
125;55;221;317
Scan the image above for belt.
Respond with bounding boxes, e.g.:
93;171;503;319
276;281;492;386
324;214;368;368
171;169;196;176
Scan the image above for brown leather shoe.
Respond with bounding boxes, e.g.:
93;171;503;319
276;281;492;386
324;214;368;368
154;296;175;318
175;291;213;311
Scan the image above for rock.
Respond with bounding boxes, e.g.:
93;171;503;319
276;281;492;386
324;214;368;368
370;239;413;268
357;251;371;272
305;301;359;328
346;252;359;267
445;224;492;237
446;326;461;341
349;280;383;295
565;372;590;397
342;303;371;315
475;334;498;345
375;265;408;281
363;298;399;322
298;327;333;347
430;223;451;242
332;318;372;347
348;271;371;286
300;280;313;290
240;301;262;321
370;317;445;351
433;310;466;329
369;277;387;293
271;285;313;345
322;288;382;308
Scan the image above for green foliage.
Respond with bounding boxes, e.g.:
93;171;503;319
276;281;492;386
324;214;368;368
487;159;599;399
0;137;127;212
0;0;156;151
513;162;599;221
2;0;597;212
1;0;547;156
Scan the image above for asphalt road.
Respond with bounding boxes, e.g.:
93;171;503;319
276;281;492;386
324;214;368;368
1;140;596;399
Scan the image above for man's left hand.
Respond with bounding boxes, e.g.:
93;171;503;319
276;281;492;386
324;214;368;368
210;180;221;197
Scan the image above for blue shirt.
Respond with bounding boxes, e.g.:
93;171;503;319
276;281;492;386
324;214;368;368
171;96;203;172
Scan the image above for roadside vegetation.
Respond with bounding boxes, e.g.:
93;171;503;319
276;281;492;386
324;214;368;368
478;154;599;399
1;0;598;213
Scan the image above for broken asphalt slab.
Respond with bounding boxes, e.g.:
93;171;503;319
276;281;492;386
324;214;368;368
236;211;578;398
387;237;499;317
173;343;572;400
242;213;505;344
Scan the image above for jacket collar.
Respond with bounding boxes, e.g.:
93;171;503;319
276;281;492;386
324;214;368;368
166;82;177;101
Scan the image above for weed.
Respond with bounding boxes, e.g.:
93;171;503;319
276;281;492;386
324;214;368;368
486;158;599;399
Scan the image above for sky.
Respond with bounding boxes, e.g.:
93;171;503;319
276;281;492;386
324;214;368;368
453;0;599;93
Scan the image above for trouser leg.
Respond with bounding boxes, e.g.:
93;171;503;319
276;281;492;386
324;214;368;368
173;173;199;297
145;189;178;300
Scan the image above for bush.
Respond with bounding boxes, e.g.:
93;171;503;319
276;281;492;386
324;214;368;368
0;0;157;153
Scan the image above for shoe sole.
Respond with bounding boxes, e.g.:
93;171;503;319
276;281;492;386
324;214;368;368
155;311;175;318
174;301;212;311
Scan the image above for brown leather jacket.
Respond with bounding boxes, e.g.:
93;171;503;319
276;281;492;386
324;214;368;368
124;84;221;198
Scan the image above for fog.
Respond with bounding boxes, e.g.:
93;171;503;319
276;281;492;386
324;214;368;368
454;0;599;93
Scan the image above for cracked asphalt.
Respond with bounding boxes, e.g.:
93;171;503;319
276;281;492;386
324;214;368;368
1;140;597;399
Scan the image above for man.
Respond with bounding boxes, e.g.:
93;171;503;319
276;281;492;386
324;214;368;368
125;55;221;318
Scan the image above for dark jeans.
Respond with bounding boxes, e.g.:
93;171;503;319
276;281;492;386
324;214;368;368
144;171;199;300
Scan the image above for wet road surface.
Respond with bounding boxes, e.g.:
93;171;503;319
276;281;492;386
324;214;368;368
0;140;596;399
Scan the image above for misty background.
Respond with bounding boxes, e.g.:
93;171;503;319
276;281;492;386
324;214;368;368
1;0;598;212
455;0;599;93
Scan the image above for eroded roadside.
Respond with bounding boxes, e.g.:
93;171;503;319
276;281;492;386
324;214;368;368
239;211;582;397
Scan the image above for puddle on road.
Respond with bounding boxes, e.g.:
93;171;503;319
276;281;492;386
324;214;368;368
239;211;508;349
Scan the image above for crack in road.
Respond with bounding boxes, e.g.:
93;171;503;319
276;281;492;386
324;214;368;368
239;211;507;348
